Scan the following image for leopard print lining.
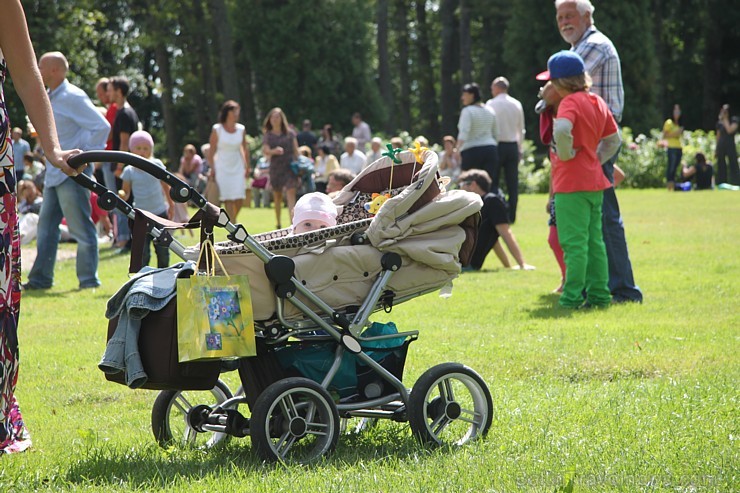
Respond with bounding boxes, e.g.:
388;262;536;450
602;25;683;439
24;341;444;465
215;187;404;255
216;218;373;254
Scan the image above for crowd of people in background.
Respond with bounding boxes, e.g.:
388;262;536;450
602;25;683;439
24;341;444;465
2;0;739;456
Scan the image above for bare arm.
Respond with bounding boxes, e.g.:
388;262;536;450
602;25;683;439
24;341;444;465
495;223;534;270
491;240;511;268
262;132;283;158
662;121;682;139
115;132;132;174
119;132;131;152
0;0;79;175
241;137;251;176
208;129;218;176
160;181;174;219
118;180;132;201
613;164;626;187
722;118;738;134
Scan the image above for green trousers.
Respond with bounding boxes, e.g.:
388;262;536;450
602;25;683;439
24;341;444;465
554;191;611;308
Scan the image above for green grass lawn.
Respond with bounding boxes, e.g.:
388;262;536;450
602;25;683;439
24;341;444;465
5;189;739;492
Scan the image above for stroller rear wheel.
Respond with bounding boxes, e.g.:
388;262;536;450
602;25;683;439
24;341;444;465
409;363;492;446
250;377;339;464
151;379;233;448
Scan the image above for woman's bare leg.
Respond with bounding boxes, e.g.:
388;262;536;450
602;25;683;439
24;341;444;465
224;200;236;222
232;198;243;222
273;190;283;228
285;188;297;222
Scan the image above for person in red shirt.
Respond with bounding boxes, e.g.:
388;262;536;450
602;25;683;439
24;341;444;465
95;77;118;189
536;51;621;308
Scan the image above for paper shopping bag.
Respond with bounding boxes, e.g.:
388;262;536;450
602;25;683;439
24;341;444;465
176;274;256;362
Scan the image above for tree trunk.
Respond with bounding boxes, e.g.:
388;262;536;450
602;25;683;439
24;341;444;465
192;0;218;132
440;0;459;136
701;3;722;129
154;44;179;169
377;0;395;133
651;0;665;120
240;58;259;135
481;14;494;89
415;0;440;142
459;0;472;84
209;0;240;101
392;0;411;133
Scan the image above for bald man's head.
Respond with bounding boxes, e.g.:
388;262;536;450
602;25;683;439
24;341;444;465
38;52;68;89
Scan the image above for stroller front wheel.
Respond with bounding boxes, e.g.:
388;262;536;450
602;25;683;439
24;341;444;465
151;379;234;448
250;377;340;464
408;363;492;446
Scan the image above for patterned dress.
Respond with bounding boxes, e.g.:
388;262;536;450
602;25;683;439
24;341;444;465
264;131;299;192
0;55;30;454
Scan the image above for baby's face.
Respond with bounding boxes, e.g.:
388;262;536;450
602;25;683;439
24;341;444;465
293;219;331;234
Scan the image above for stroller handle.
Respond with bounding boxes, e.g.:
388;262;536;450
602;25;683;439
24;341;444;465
68;150;206;208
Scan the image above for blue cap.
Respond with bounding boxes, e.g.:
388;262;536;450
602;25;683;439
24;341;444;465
536;50;585;81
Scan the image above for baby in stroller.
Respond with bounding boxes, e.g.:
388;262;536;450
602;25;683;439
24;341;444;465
68;145;492;464
290;192;337;234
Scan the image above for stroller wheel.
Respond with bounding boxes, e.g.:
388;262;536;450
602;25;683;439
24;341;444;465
409;363;492;446
151;379;234;448
251;377;339;464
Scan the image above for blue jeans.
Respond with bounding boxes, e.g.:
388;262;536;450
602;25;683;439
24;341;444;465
27;177;100;289
601;149;642;302
666;148;682;183
142;212;171;268
101;162;130;244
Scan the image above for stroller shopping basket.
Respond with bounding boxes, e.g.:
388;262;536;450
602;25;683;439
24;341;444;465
239;322;413;410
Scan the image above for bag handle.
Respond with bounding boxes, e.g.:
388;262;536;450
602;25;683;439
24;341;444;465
195;238;230;278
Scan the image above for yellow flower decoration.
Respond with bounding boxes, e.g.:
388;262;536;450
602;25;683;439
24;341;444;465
409;141;429;164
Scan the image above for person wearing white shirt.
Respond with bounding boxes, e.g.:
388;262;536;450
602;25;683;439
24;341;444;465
351;112;371;153
25;51;110;290
340;136;366;175
486;76;524;222
456;83;498;184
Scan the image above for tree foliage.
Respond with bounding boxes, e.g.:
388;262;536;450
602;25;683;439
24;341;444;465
4;0;736;167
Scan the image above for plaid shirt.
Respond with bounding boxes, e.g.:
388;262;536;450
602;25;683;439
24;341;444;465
572;26;624;122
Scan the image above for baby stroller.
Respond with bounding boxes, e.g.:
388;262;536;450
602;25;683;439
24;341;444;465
69;147;491;464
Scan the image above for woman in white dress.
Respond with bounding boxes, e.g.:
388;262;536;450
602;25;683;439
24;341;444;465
208;100;250;221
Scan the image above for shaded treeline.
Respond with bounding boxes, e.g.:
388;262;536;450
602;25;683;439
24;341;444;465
6;0;738;166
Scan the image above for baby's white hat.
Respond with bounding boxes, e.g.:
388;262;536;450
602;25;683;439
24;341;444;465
292;192;338;227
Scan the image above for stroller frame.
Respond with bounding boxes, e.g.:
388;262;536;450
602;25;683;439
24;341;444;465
70;150;492;463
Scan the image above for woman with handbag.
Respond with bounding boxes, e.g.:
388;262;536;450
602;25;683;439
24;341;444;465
262;107;299;229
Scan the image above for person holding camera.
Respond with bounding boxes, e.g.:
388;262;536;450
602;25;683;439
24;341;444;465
715;104;739;186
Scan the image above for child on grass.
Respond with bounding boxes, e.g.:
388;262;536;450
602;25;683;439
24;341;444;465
118;130;174;267
459;169;534;271
535;51;621;308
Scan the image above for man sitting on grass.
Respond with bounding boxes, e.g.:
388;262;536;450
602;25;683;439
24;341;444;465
459;169;535;271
